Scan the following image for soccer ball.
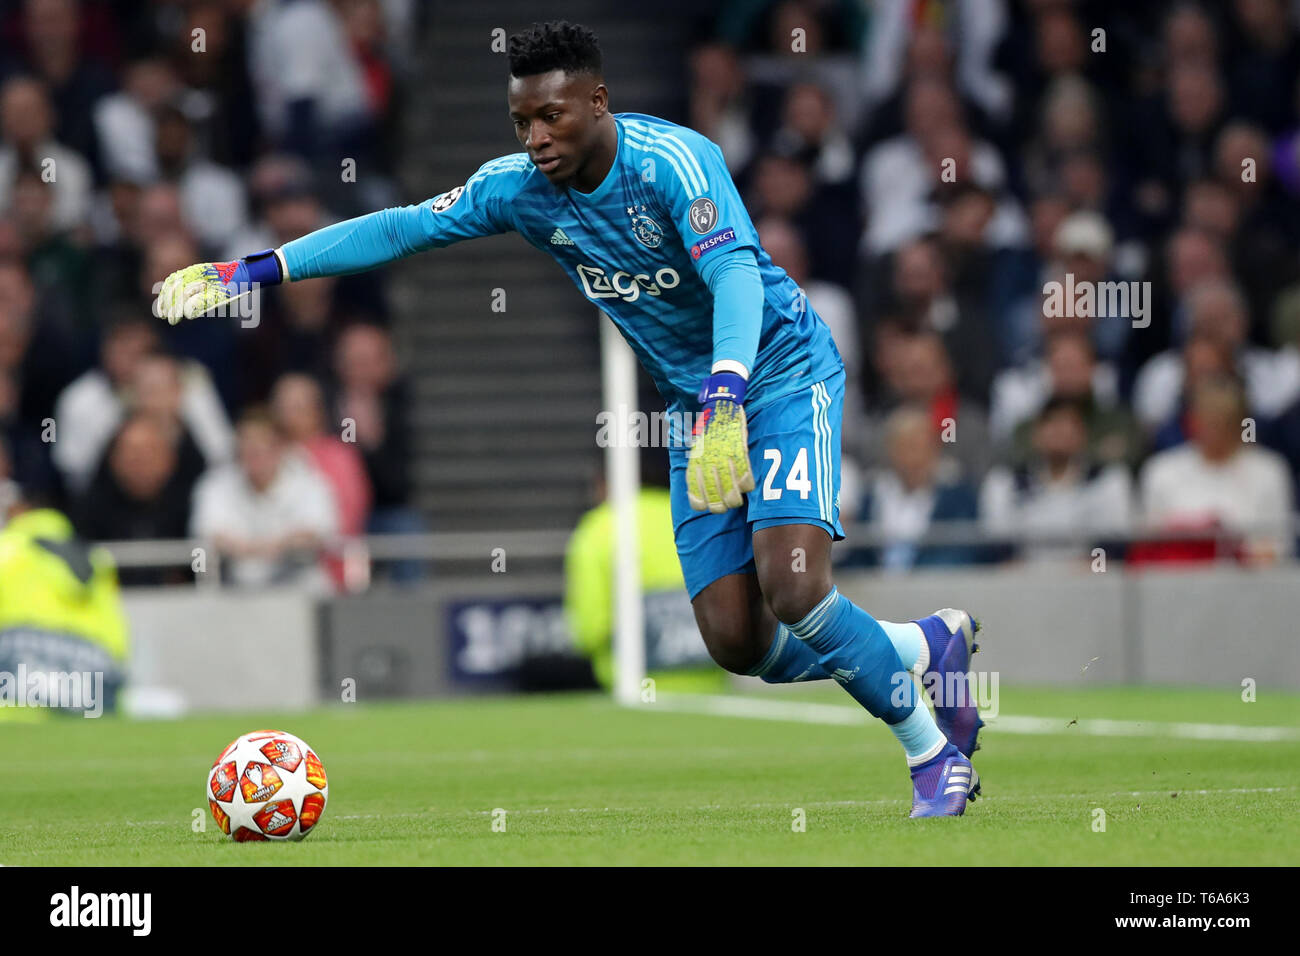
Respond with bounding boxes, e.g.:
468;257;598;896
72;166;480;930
205;729;328;841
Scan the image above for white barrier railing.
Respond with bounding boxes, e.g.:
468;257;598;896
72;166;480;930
91;518;1299;592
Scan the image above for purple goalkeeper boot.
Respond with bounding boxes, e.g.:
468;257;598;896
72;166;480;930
909;743;977;818
915;609;985;778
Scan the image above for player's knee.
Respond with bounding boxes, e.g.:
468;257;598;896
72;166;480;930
759;568;832;627
695;610;762;674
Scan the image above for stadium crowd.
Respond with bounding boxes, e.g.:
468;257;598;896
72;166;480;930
694;0;1300;568
3;0;1299;590
0;0;419;588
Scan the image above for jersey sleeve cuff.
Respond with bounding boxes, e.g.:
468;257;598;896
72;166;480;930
711;359;750;380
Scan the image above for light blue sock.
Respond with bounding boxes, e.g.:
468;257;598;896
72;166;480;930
786;587;912;721
879;620;926;674
786;588;947;762
747;624;829;683
889;693;948;765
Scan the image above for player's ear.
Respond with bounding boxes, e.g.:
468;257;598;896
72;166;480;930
590;82;608;118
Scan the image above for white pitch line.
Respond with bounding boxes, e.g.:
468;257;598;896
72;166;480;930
644;694;1300;743
990;715;1300;742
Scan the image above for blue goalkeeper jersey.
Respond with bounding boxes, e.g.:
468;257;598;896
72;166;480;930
283;112;843;414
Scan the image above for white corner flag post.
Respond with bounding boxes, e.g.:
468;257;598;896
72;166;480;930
600;313;645;706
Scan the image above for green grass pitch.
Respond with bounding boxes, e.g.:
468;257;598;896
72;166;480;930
1;684;1296;865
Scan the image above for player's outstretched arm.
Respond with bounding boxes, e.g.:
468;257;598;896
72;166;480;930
155;204;444;325
157;163;520;324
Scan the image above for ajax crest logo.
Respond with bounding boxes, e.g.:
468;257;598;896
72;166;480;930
632;214;663;249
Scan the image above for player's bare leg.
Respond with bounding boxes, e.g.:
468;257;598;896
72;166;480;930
689;570;779;674
751;524;833;625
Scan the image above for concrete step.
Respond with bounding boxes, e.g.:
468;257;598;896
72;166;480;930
405;316;595;341
413;397;596;428
416;428;596;457
414;370;600;398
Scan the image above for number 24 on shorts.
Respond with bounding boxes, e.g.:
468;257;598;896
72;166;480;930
760;448;813;499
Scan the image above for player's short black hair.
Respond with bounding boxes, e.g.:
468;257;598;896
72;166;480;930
508;21;602;79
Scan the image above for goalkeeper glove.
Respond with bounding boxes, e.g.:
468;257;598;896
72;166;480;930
686;371;755;513
156;249;283;325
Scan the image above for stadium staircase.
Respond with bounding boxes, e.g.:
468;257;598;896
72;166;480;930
391;5;697;543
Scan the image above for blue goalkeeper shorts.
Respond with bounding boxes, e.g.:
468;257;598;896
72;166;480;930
668;368;846;599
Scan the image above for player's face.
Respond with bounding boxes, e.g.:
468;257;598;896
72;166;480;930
507;70;606;184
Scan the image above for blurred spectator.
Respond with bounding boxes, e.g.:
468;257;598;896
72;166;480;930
225;154;325;255
1061;211;1130;362
716;0;865;56
336;0;405;176
190;408;338;591
1261;313;1300;502
772;81;856;189
688;42;755;174
1133;279;1298;431
990;191;1069;366
1126;60;1226;235
0;361;55;497
8;159;90;331
329;323;418;541
0;74;92;230
746;152;859;287
1149;332;1236;452
1181;176;1297;342
93;56;181;184
981;397;1135;561
994;0;1117;149
0;257;79;426
246;0;376;164
1139;376;1293;562
1225;0;1300;134
270;371;371;540
171;2;261;170
1001;210;1132;375
854;405;984;571
1023;75;1107;199
73;414;195;584
126;352;211;482
883;236;999;402
1138;225;1232;366
1211;122;1300;324
863;0;1010;127
992;330;1141;467
2;0;116;174
241;275;341;405
152;103;249;254
89;178;145;309
866;330;993;482
934;181;1004;372
858;77;1020;256
51;314;231;495
1162;2;1219;70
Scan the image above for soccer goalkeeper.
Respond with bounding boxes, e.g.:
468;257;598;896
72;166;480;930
158;21;984;816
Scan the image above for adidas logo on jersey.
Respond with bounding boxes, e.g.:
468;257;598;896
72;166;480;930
550;228;575;246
